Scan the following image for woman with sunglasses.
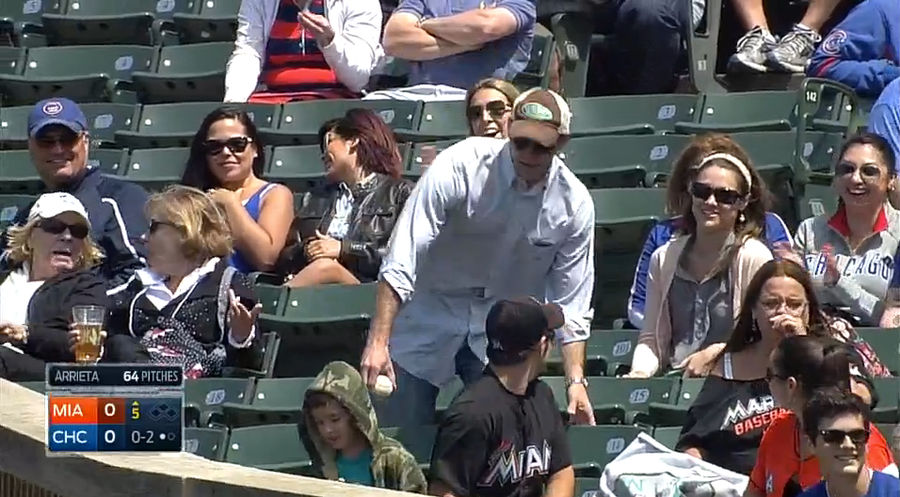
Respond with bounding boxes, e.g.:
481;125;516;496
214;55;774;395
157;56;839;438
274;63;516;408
787;133;899;327
465;78;520;139
745;335;897;497
626;149;773;378
0;193;107;380
182;107;294;274
102;186;262;379
278;108;412;287
627;134;791;334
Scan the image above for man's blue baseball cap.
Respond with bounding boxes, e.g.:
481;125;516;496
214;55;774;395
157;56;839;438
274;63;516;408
28;98;88;138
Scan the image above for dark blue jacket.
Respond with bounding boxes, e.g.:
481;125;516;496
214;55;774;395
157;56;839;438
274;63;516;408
807;0;900;97
626;212;791;328
0;167;149;290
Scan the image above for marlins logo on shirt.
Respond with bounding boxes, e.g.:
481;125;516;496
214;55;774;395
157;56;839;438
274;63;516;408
478;440;553;487
721;395;785;435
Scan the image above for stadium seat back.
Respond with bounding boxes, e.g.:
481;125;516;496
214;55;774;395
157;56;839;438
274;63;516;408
224;423;313;474
586;329;640;376
562;135;690;188
264;145;327;193
586;377;679;421
87;148;127;175
855;328;900;375
404;139;457;178
871;377;899;423
254;283;288;316
251;377;315;407
676;91;798;133
153;41;232;75
380;425;437;470
131;42;232;103
0;46;25;76
173;0;241;43
21;45;155;80
729;131;797;223
263;100;421;145
123;147;189;189
800;131;844;173
796;182;838;222
405;101;469;142
567;425;648;477
569;94;698;136
183;427;227;460
42;0;193;45
652;426;682;450
281;283;377;323
183;377;252;426
0;149;42;194
575;477;601;497
1;0;63;26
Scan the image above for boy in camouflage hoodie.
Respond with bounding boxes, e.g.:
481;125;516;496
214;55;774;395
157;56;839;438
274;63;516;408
304;361;427;492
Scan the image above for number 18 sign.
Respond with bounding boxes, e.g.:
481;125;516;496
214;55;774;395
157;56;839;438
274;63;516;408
45;364;183;455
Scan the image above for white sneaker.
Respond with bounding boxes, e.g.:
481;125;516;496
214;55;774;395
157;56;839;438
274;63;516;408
727;26;777;74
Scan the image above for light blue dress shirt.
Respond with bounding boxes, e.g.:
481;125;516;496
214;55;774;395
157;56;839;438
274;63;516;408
379;137;595;387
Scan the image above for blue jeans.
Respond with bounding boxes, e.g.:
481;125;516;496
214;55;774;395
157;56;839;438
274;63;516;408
375;344;484;428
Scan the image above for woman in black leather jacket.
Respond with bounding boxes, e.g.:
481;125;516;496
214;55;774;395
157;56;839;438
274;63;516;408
280;108;413;286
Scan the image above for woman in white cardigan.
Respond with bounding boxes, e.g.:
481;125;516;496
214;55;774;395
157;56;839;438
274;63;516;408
627;147;774;378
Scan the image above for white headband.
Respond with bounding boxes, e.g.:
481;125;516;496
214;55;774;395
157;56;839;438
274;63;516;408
698;153;753;190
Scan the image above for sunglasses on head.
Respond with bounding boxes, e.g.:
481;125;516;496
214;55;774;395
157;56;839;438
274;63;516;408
835;162;883;182
202;136;252;155
467;100;510;121
37;218;89;239
819;428;869;445
511;137;554;155
690;182;744;205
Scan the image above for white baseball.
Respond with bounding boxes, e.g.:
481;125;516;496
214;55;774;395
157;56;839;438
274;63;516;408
372;374;394;397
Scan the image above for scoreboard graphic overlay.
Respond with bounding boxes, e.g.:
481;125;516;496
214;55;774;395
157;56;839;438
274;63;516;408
45;364;184;455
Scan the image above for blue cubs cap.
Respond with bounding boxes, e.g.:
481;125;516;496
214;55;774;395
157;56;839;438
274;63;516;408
28;98;88;138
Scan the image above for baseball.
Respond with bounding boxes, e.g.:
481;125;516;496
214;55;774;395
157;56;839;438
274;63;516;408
372;374;394;397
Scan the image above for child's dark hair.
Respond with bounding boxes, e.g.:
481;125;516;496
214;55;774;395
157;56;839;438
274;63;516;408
771;335;851;399
802;387;871;445
305;391;341;410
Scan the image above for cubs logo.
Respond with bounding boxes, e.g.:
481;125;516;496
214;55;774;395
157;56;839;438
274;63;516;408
821;30;848;56
42;100;63;116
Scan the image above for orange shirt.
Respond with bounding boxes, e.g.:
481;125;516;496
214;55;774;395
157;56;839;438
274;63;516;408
749;411;897;497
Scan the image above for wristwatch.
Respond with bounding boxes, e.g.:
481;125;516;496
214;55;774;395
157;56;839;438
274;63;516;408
566;377;589;388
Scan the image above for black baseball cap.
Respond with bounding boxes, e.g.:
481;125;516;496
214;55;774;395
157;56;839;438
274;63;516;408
486;297;564;361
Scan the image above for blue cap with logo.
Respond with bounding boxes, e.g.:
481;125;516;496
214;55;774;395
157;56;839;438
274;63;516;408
28;98;88;138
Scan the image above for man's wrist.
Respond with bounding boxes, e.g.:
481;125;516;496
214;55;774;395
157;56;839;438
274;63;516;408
565;377;588;389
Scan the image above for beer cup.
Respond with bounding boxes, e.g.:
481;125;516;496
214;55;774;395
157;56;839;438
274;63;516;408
72;305;105;363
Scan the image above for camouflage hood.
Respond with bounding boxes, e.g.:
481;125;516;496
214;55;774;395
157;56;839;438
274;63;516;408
304;361;426;492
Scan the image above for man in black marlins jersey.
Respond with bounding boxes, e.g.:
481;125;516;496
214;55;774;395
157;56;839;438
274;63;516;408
429;297;574;497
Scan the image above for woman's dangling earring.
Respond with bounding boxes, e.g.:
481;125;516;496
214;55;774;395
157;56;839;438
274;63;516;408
739;211;746;223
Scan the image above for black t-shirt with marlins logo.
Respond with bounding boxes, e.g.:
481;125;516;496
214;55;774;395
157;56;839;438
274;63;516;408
430;368;572;497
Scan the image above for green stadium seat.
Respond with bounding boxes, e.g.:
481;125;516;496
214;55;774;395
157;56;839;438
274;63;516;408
172;0;240;43
86;148;127;175
253;283;288;315
224;423;313;474
0;46;25;76
404;139;456;178
0;103;137;148
264;145;327;193
546;329;640;377
561;135;690;188
796;183;838;222
131;42;233;103
590;188;666;326
221;377;315;427
380;425;437;470
544;376;677;424
0;45;155;105
266;283;377;378
435;376;464;422
0;193;36;229
260;100;421;146
728;131;797;224
647;378;706;426
183;426;227;460
0;0;63;44
0;149;42;194
652;426;682;450
396;101;468;142
122;147;189;189
856;328;900;375
182;377;252;427
574;477;600;497
222;331;282;379
511;26;554;90
41;0;194;45
871;377;899;424
115;101;279;149
567;425;647;477
569;94;698;136
675;91;798;134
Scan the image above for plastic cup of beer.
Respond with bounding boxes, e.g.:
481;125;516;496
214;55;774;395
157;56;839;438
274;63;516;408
72;305;105;364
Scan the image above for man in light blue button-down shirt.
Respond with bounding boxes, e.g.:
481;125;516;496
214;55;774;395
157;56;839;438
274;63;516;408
360;89;596;427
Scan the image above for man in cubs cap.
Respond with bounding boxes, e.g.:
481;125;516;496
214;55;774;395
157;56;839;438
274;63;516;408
27;97;88;138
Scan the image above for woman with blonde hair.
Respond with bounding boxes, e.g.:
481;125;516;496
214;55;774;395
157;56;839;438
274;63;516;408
0;192;107;380
465;78;520;139
95;185;262;378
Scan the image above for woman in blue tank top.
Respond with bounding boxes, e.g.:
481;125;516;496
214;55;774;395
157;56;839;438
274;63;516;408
182;107;294;273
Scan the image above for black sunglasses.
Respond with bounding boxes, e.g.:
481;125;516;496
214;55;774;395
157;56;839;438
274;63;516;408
467;100;510;121
36;131;83;148
37;218;89;239
511;137;554;155
690;182;744;205
202;136;253;155
818;428;869;445
148;220;179;234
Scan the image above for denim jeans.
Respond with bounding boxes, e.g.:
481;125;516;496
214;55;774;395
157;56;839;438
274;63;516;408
375;343;484;428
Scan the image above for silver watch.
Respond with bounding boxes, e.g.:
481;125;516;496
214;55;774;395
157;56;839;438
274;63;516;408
566;377;588;388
